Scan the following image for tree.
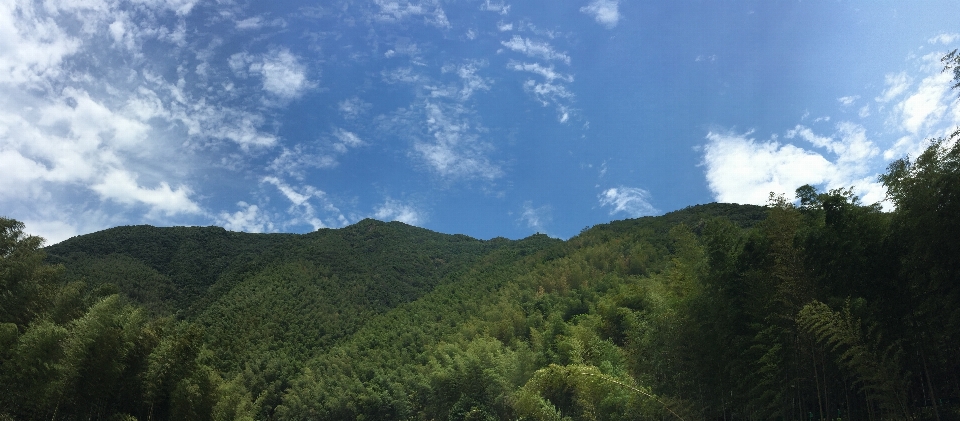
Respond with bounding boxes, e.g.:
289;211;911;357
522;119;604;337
0;217;61;327
880;134;960;419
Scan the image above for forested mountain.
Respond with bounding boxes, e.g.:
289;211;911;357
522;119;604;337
3;94;960;419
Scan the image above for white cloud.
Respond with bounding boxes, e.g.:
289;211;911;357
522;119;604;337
704;47;960;208
599;187;658;218
174;101;278;148
896;70;952;134
250;49;313;99
380;60;502;182
339;97;372;119
384;39;421;60
501;36;571;65
334;129;364;150
375;0;424;21
0;0;343;243
876;72;912;103
410;102;502;180
702;128;888;206
374;0;450;28
218;202;275;233
523;80;574;110
702;132;834;204
330;128;366;155
23;218;81;246
263;176;349;230
374;199;422;225
0;88;168;202
438;61;492;100
838;95;859;106
497;22;513;31
508;62;573;83
520;201;552;234
928;33;960;45
785;123;878;175
229;52;254;74
91;169;201;217
481;0;510;15
161;0;198;16
580;0;619;29
0;0;80;85
871;52;960;162
507;62;575;122
383;67;426;84
236;17;263;30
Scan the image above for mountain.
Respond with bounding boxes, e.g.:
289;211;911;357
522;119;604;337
4;159;960;421
32;203;764;419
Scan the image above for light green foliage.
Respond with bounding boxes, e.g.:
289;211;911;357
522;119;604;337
214;374;258;421
513;364;669;421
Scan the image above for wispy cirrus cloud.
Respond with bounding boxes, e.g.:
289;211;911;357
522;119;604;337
501;36;571;64
520;201;553;234
599;187;658;218
412;101;502;180
508;62;573;83
263;176;349;230
507;62;576;123
380;59;502;181
481;0;510;15
267;128;366;179
838;95;859;106
339;97;372;119
876;72;912;103
373;0;451;28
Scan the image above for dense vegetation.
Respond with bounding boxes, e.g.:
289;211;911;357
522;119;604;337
2;51;959;421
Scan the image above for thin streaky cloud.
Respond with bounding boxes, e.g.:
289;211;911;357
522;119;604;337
481;0;510;15
876;72;912;103
501;36;571;65
508;61;573;83
520;201;553;235
838;95;859;106
598;187;658;218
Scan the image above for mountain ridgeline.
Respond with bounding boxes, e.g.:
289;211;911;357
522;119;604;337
3;135;960;420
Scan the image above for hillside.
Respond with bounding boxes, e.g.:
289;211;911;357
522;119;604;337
2;137;960;421
45;219;510;316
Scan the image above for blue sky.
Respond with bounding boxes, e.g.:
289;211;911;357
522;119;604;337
2;0;959;244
